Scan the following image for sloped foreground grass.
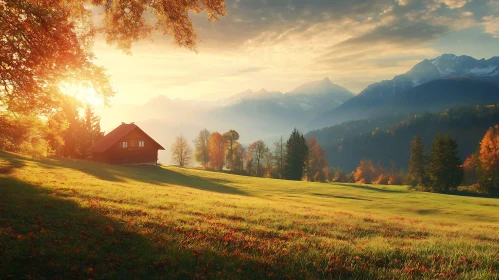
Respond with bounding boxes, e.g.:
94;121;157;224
1;151;498;279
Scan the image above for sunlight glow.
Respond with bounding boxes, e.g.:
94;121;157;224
59;83;104;107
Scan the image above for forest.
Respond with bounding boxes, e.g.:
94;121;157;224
0;104;103;159
170;118;499;196
171;128;324;182
307;105;499;172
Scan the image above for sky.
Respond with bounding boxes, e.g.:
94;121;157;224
92;0;499;105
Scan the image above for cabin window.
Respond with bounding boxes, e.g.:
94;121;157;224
121;141;128;148
139;140;145;147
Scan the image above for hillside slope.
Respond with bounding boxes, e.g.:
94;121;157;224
311;54;499;128
1;151;499;279
307;105;499;171
98;77;354;164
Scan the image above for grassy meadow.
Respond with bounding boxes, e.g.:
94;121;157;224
1;150;499;279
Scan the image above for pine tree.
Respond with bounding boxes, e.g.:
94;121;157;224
62;104;84;158
83;105;103;147
428;134;446;192
428;134;463;193
284;129;309;181
409;135;425;186
273;136;286;179
443;135;463;193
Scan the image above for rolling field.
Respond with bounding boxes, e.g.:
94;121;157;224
1;151;499;279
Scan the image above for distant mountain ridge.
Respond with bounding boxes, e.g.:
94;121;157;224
218;77;353;110
97;54;499;165
218;88;284;106
207;77;354;136
98;77;354;164
311;54;499;128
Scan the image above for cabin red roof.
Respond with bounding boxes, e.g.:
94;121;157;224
87;123;165;153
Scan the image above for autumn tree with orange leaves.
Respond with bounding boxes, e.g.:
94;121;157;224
1;0;226;115
354;160;376;184
209;132;226;171
462;152;479;186
478;125;499;194
1;0;226;158
305;137;328;182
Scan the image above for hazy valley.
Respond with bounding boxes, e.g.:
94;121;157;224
98;54;499;165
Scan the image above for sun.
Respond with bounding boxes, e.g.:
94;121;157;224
59;83;104;107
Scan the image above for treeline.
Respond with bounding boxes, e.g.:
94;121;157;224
171;129;328;181
307;105;499;172
460;125;499;196
407;134;463;193
0;103;103;158
405;125;499;195
169;118;499;196
325;125;499;196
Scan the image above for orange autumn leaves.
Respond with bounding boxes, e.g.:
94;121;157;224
353;160;403;185
461;124;499;194
209;132;226;171
479;124;499;172
305;137;328;182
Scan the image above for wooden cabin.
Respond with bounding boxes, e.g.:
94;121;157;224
87;123;165;165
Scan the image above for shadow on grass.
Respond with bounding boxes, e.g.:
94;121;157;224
452;189;499;199
311;192;372;201
0;151;25;175
335;183;406;194
410;185;499;199
0;177;323;279
0;177;165;279
2;151;248;197
415;209;442;215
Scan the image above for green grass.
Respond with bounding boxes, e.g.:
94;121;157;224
1;150;498;279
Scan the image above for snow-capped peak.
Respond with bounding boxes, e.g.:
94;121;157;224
428;54;499;78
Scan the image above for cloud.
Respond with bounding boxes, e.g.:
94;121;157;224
92;0;499;103
190;0;396;49
309;0;480;68
436;0;469;9
483;15;499;36
226;67;267;76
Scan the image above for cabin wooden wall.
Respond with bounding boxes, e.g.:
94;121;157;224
98;128;161;164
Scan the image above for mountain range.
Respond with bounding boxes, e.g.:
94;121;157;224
98;54;499;164
97;77;354;163
311;54;499;128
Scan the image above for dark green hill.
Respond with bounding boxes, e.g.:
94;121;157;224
307;104;499;171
